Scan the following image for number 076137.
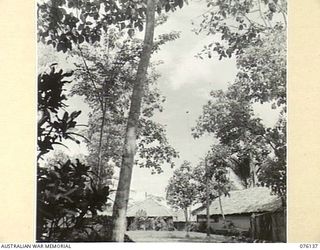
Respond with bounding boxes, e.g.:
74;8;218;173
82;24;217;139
299;244;319;248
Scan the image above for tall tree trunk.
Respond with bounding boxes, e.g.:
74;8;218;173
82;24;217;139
249;151;256;187
97;105;106;187
111;0;156;242
184;207;190;238
218;189;226;223
206;164;210;237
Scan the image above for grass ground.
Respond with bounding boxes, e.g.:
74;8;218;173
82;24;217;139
126;230;236;242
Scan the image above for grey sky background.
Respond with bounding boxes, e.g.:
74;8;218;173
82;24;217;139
39;0;280;201
130;0;279;200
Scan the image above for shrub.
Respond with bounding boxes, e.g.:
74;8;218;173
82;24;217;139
54;216;133;242
154;218;168;231
37;159;111;241
128;214;175;232
128;210;150;231
167;220;175;231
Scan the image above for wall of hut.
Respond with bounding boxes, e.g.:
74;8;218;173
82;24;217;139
251;209;286;242
197;214;251;232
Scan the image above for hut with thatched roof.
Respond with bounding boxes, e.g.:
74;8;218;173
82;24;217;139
193;187;283;235
127;197;173;217
126;197;175;230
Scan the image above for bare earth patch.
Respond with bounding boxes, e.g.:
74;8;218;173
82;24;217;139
126;231;235;242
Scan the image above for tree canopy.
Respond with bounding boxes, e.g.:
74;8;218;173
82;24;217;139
38;0;186;53
192;0;287;201
70;28;180;178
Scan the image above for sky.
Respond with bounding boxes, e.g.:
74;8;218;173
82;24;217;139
130;1;238;199
129;1;279;200
38;0;280;201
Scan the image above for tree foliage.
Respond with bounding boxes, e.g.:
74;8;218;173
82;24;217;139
38;66;82;159
192;160;230;204
37;65;110;241
257;115;286;200
37;0;186;242
235;27;286;107
38;159;110;241
166;161;197;211
193;82;286;199
192;85;268;167
196;0;286;109
193;85;265;146
194;145;232;201
38;0;186;53
70;28;179;178
196;0;287;59
193;0;286;200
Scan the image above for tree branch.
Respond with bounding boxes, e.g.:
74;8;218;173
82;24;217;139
257;0;269;28
76;44;104;110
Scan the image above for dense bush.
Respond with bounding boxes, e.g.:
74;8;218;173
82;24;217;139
128;210;150;231
37;159;111;241
45;216;133;242
37;66;83;160
127;209;175;231
154;218;169;231
37;65;111;242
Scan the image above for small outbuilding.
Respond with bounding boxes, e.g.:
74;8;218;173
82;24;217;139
126;198;175;230
193;187;285;241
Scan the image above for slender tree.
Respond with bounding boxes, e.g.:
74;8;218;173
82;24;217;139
38;0;187;241
111;1;154;240
202;147;231;226
166;161;198;237
70;29;180;187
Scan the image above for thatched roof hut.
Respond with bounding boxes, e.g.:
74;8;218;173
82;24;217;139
194;187;282;216
127;198;174;218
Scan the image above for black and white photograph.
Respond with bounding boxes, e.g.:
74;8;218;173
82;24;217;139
37;0;287;243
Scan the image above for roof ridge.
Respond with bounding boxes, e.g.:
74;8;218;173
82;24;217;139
127;199;146;211
126;197;175;217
